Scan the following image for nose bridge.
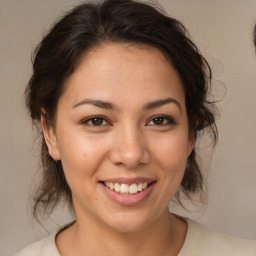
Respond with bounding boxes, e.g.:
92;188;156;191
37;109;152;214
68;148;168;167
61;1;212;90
110;122;150;168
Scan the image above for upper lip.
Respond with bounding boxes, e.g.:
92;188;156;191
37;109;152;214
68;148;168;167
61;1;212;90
100;177;156;185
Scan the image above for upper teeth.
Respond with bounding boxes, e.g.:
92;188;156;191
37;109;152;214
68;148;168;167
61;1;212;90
104;182;148;194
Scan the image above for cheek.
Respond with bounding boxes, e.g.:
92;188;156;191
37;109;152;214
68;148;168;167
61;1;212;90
149;134;188;195
151;133;189;175
56;131;108;183
149;133;190;204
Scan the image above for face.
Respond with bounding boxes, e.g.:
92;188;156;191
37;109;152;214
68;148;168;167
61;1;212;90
43;44;194;233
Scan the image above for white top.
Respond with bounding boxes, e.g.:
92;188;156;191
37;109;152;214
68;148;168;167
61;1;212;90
14;219;256;256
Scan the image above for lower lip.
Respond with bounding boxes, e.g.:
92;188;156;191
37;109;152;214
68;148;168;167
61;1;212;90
100;182;156;206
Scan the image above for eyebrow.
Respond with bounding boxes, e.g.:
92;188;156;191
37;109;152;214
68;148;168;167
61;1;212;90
72;98;116;110
72;97;182;112
143;98;182;112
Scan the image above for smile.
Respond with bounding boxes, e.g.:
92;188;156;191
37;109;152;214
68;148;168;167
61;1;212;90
100;179;156;206
103;181;149;195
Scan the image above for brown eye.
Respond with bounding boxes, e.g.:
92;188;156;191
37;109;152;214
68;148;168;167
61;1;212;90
152;117;165;125
91;117;104;126
83;116;110;126
147;116;176;126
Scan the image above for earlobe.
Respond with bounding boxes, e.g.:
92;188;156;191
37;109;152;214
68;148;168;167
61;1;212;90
41;115;60;160
187;119;198;157
187;130;196;157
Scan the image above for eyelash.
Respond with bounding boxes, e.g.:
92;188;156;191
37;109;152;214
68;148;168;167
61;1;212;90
82;116;111;127
81;115;176;127
147;115;176;126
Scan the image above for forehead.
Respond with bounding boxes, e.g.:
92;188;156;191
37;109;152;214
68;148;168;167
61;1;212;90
60;43;185;108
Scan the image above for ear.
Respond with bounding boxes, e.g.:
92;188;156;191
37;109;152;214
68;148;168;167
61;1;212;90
187;129;196;157
41;115;60;160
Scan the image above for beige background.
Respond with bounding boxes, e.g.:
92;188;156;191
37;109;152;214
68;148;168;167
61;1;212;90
1;0;256;255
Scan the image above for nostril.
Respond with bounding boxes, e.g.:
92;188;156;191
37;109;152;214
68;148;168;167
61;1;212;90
109;149;150;169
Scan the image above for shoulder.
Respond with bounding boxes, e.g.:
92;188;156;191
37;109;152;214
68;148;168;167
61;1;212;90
179;219;256;256
14;221;75;256
14;231;60;256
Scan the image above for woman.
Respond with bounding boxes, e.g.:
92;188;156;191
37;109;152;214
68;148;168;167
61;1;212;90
15;0;256;255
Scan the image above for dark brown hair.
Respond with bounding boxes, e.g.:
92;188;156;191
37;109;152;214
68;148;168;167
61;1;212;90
26;0;218;219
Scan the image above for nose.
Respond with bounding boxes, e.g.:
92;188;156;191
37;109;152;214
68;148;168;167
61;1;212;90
109;125;150;169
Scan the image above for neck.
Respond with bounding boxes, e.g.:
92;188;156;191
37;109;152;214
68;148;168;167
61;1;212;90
56;211;187;256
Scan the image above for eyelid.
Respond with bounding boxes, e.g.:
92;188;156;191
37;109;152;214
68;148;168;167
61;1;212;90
80;115;176;127
81;115;112;126
146;115;177;126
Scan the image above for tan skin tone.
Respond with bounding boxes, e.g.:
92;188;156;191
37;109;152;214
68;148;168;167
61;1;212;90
42;44;195;256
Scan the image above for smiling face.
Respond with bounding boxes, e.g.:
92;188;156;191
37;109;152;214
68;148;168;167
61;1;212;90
43;43;195;233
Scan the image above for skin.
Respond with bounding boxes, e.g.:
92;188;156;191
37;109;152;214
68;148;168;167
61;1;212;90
42;43;195;256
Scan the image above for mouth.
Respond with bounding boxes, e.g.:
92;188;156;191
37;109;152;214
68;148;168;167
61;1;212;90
103;182;153;195
99;179;156;206
101;181;155;195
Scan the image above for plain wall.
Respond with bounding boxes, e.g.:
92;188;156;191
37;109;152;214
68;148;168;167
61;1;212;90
1;0;256;255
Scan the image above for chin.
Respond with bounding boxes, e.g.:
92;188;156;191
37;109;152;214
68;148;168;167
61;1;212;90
100;210;157;234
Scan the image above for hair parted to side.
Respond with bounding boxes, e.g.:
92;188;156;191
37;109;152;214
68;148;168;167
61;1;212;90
26;0;218;219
